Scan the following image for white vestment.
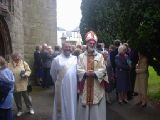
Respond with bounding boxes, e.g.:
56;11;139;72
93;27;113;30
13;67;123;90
77;51;107;120
50;54;77;120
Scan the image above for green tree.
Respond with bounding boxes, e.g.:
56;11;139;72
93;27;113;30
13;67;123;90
80;0;160;74
80;0;120;44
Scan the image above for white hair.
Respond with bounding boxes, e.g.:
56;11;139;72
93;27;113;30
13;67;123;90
118;45;126;54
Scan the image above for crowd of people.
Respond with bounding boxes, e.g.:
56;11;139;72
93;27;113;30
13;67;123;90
49;31;149;120
33;44;61;88
0;30;149;120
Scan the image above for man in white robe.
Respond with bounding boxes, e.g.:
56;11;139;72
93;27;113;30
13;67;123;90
50;42;77;120
77;31;107;120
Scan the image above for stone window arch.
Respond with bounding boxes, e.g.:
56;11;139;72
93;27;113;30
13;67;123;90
0;16;12;61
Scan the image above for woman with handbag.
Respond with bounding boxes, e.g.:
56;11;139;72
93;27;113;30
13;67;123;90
0;56;15;120
8;52;34;117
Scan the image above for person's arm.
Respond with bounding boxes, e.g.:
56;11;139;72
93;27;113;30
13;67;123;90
23;61;31;77
115;56;130;71
136;58;148;73
50;58;58;82
94;54;106;83
77;54;86;81
7;69;15;92
1;69;15;92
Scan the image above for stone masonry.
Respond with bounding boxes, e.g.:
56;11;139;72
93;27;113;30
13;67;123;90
5;0;57;65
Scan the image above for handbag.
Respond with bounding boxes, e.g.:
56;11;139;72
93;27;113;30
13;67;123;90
20;70;26;78
27;84;32;93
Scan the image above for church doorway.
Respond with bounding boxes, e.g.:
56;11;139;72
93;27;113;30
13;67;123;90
0;16;12;61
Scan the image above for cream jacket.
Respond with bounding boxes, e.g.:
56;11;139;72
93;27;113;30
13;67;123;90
8;60;31;92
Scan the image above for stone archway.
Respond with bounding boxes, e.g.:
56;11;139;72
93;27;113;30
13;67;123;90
0;16;12;61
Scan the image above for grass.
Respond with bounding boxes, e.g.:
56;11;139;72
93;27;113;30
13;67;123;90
148;66;160;101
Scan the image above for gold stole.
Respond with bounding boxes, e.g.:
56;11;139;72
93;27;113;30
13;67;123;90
86;55;94;104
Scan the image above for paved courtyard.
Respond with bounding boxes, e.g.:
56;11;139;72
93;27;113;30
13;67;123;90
13;86;160;120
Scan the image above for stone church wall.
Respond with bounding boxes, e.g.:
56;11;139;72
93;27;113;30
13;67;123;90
22;0;57;65
7;0;24;56
0;0;57;83
5;0;57;65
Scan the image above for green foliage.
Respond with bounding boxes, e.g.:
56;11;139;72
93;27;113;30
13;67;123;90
80;0;160;74
80;0;120;44
148;67;160;100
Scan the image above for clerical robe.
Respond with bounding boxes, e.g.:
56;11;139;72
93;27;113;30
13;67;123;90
77;51;107;120
50;54;77;120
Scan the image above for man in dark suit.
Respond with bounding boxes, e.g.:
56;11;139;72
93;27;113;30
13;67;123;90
110;40;121;74
34;45;43;86
110;40;121;100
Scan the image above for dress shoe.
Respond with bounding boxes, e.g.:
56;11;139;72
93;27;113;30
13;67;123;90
135;101;142;106
141;103;147;108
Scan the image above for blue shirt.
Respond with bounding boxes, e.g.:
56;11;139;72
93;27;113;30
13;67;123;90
0;68;15;109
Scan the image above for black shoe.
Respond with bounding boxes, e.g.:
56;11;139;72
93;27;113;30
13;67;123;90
133;92;138;96
135;101;142;106
141;103;147;108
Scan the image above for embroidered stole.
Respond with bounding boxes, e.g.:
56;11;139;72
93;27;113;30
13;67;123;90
86;55;94;104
